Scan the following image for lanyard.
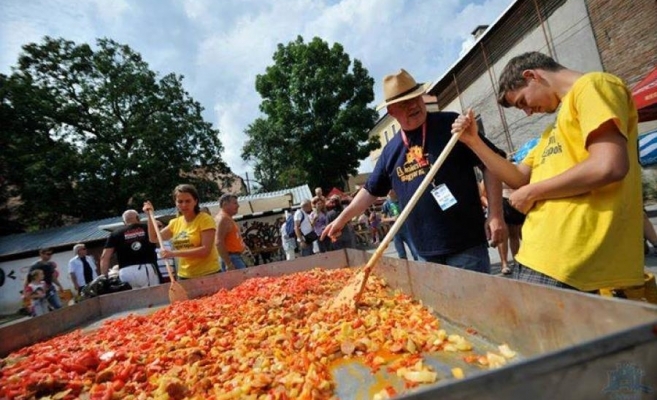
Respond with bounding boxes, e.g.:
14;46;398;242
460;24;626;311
400;122;426;152
400;122;437;188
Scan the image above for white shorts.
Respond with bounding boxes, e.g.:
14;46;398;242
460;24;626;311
119;264;160;289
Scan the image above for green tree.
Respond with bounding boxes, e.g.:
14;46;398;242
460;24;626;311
242;36;380;192
0;37;229;232
0;73;80;233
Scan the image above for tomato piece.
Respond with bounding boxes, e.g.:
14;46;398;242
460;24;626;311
62;361;88;374
112;379;125;391
77;351;101;370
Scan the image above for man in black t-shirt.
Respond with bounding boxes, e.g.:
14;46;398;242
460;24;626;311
28;248;64;309
100;209;161;288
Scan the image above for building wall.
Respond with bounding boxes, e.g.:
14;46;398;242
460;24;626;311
586;0;657;87
443;0;603;155
368;114;397;167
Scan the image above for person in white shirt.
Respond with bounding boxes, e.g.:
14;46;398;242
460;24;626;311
68;243;99;296
280;210;297;261
294;200;317;257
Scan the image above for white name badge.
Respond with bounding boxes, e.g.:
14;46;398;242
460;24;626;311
431;184;457;211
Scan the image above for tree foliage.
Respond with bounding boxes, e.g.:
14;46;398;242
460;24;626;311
242;36;379;192
0;37;229;233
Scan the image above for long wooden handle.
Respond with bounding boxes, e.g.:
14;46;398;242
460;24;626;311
364;130;463;273
147;209;177;282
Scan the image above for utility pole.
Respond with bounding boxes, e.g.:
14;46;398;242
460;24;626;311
245;172;251;195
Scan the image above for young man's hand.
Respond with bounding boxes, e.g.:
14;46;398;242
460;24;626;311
451;109;481;147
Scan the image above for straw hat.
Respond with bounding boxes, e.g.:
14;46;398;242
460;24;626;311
376;69;430;111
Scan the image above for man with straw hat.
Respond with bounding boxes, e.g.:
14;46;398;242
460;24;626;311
323;69;506;273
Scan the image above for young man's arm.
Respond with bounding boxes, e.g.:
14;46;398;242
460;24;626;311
453;109;531;189
508;120;628;213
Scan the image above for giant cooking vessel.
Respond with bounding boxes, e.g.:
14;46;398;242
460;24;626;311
2;249;656;399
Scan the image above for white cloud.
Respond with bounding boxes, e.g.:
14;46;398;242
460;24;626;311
90;0;131;22
0;0;515;178
459;36;476;58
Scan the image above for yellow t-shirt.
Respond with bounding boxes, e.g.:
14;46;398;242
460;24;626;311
169;212;220;278
516;72;643;291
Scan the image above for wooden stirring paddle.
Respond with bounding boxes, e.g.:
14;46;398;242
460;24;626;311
330;130;463;310
146;210;189;303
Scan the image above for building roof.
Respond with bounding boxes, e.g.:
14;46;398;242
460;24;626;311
0;184;313;260
426;0;567;107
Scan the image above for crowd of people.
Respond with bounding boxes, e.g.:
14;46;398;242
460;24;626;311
22;183;366;316
20;50;657;315
280;187;358;261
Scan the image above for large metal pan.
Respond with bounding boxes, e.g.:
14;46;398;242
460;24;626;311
2;249;656;399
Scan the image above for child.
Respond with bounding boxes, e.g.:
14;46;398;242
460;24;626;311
369;208;381;245
24;269;49;316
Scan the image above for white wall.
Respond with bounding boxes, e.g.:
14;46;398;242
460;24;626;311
0;251;80;315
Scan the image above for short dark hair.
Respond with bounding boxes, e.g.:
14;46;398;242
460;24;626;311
219;194;238;207
497;52;565;107
173;184;201;214
39;247;53;255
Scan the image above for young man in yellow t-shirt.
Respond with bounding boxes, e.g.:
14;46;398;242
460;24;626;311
451;51;643;294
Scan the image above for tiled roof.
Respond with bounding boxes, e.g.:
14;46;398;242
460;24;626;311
0;185;313;259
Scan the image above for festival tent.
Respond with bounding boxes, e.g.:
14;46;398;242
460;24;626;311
633;66;657;123
639;129;657;167
512;138;540;163
327;187;345;198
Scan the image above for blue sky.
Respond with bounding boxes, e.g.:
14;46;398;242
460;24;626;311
0;0;514;178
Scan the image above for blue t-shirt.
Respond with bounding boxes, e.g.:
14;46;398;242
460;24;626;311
365;111;500;256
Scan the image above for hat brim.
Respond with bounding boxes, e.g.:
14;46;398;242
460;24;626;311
375;82;431;111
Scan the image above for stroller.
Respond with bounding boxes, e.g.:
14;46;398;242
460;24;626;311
80;275;132;300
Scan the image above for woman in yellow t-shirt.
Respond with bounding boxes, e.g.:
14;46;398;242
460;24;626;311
144;184;220;279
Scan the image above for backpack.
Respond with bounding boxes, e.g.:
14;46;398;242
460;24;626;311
284;212;304;239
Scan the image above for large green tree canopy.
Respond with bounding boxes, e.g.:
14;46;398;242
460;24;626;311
0;37;228;233
242;36;380;192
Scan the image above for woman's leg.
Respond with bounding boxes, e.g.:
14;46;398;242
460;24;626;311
498;238;511;274
509;224;522;257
